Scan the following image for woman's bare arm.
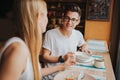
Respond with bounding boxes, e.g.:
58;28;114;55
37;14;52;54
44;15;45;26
41;56;76;76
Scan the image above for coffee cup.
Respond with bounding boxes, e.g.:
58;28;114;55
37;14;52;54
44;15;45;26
94;58;105;68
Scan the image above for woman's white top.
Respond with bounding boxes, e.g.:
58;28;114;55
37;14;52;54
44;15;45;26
0;37;34;80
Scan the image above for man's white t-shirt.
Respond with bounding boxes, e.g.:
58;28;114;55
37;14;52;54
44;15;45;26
43;27;85;67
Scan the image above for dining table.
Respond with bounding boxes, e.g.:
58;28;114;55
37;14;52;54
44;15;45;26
0;42;115;80
54;52;115;80
91;52;115;80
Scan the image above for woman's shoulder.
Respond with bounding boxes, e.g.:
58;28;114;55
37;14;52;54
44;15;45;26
6;37;24;44
1;37;29;59
0;37;30;79
8;40;29;54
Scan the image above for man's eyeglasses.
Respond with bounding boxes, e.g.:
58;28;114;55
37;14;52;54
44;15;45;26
64;16;79;23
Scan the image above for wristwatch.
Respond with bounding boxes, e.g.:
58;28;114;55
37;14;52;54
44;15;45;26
58;56;65;63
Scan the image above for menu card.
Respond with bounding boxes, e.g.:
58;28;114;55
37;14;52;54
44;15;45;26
86;39;109;52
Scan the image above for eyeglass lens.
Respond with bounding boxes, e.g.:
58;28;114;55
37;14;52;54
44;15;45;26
64;16;78;23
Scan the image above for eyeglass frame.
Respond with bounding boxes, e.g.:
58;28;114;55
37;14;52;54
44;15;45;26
63;16;79;23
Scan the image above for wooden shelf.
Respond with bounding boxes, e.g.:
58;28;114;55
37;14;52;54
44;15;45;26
46;0;86;3
46;1;86;35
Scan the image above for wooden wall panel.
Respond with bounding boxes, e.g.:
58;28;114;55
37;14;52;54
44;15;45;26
84;0;114;45
84;21;111;44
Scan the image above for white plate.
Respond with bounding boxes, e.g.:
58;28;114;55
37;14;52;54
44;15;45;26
76;57;94;63
75;52;93;62
54;70;96;80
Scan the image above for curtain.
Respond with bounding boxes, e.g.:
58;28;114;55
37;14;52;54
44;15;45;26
116;34;120;80
110;0;120;80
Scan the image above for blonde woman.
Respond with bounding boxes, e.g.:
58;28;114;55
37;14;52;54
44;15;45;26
0;0;76;80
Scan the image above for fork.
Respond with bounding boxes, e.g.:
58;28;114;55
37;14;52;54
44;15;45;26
78;71;84;80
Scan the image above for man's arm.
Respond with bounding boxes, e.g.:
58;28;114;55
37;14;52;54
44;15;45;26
42;48;75;63
42;48;59;63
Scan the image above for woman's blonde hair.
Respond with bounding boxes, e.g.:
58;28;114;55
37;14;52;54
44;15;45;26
14;0;46;80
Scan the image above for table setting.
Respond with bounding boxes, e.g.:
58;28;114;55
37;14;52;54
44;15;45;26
53;51;108;80
74;52;106;70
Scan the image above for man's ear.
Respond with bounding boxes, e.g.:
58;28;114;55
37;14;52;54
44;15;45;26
76;19;80;25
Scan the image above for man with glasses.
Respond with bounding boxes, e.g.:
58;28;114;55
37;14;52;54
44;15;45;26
41;3;91;80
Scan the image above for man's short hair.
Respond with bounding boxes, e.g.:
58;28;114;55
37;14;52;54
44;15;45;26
63;3;81;17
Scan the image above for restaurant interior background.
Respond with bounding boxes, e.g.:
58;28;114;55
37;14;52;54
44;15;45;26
0;0;120;80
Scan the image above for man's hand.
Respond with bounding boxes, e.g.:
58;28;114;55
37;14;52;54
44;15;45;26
62;52;75;61
63;54;76;66
79;43;92;55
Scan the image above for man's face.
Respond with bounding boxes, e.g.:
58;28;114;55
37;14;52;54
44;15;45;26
62;11;80;31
